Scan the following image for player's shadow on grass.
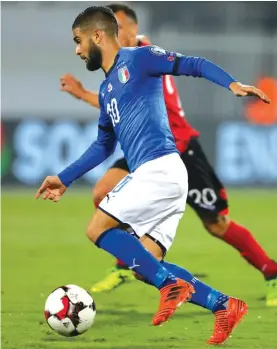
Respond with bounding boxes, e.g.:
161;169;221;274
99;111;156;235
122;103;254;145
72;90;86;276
43;309;210;348
43;309;209;346
43;337;192;349
76;346;186;349
42;343;188;349
96;308;210;322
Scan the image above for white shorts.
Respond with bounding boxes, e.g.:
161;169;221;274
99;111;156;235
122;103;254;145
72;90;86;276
99;153;188;252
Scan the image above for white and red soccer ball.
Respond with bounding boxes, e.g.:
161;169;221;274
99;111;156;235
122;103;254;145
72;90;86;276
44;284;96;337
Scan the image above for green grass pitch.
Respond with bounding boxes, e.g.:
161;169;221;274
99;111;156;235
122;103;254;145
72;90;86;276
2;189;277;349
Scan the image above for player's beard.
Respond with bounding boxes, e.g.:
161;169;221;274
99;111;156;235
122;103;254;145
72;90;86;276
86;39;102;72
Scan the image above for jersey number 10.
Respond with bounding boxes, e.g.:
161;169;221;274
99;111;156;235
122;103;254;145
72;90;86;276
107;98;120;127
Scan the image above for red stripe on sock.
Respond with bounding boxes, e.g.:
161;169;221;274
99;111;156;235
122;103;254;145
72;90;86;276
223;221;277;279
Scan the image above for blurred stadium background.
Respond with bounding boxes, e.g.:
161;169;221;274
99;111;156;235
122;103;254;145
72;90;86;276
1;2;277;349
1;1;277;186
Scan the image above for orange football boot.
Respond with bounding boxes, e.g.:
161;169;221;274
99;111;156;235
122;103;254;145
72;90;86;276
152;278;195;326
207;297;248;345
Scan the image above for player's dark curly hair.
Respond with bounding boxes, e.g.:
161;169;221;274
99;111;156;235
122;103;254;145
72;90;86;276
106;3;138;24
72;6;118;37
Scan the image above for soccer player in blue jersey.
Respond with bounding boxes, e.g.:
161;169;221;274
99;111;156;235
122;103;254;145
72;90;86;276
36;6;270;344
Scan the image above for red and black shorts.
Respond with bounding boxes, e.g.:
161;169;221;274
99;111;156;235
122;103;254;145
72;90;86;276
110;138;228;218
180;138;228;218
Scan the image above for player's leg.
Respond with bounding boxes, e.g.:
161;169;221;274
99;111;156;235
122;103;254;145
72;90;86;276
86;208;193;326
94;154;199;324
91;158;135;293
183;138;277;306
137;215;247;344
87;158;195;325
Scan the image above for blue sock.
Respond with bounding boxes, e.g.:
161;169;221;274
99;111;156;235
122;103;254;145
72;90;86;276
161;261;229;312
95;228;176;289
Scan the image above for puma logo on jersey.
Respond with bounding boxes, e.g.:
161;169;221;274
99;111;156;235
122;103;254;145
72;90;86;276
108;83;113;92
129;258;140;270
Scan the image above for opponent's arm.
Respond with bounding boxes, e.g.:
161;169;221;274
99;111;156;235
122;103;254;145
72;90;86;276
140;46;270;103
136;34;152;45
60;74;100;109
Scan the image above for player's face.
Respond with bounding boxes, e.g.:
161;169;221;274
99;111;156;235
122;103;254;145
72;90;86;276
114;11;138;47
73;28;102;71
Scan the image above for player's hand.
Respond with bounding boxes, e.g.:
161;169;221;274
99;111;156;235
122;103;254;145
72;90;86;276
229;82;271;104
60;74;86;100
35;176;67;202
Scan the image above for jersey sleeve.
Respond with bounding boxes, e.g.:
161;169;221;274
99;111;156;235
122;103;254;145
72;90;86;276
137;45;237;89
58;108;116;187
137;46;178;76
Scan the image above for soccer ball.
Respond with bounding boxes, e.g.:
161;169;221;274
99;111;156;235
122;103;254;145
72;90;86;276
44;284;96;337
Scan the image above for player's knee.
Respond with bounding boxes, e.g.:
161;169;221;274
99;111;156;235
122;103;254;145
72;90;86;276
86;221;107;243
86;221;98;243
86;210;119;243
92;185;108;208
202;215;230;237
85;215;103;243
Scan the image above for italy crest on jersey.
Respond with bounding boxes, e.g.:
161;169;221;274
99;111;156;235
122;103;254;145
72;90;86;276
118;66;130;83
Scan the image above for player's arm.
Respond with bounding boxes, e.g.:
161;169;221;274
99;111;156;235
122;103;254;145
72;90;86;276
58;113;116;187
60;74;100;109
35;110;116;201
139;46;270;103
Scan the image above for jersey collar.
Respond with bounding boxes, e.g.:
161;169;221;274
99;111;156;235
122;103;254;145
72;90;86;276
105;50;121;78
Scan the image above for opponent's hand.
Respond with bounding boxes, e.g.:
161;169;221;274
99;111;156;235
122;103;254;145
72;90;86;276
229;82;271;104
60;74;86;100
35;176;67;202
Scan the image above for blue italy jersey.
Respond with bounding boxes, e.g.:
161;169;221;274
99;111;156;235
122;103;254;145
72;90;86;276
58;45;236;187
98;46;178;173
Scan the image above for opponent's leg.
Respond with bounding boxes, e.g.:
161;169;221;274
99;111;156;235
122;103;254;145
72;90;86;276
183;138;277;306
202;214;277;307
91;162;135;293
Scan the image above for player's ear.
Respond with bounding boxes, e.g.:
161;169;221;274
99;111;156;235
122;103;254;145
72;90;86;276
92;29;102;44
